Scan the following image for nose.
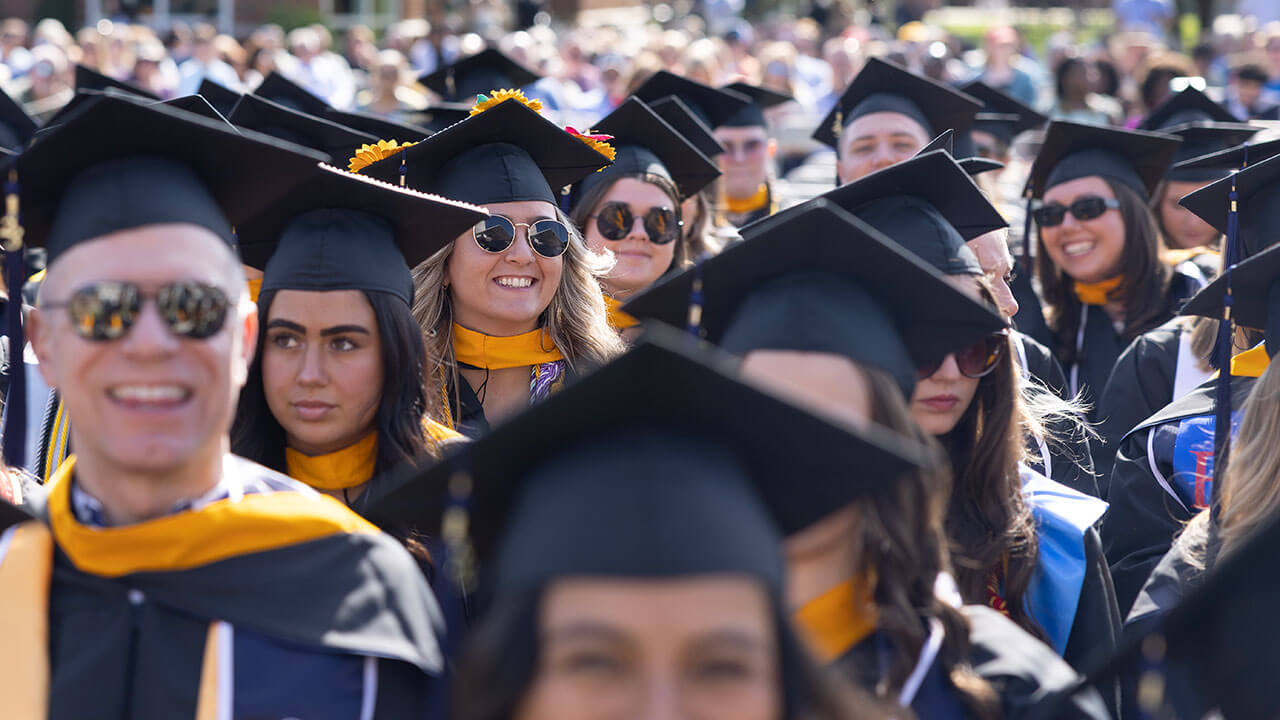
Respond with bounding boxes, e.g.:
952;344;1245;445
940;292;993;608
637;670;683;720
929;353;964;381
994;277;1020;319
870;143;897;171
296;342;329;388
119;298;180;360
504;225;537;264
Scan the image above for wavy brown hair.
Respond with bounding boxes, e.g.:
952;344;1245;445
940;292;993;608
567;171;692;276
1035;178;1174;369
851;366;1002;720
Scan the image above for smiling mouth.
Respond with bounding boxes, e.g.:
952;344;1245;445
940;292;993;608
1061;239;1095;258
107;384;193;409
495;276;535;289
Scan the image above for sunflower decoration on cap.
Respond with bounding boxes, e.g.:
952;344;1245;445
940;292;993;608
470;89;543;116
348;138;420;174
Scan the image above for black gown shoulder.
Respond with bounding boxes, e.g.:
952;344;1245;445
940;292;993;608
1017;333;1099;497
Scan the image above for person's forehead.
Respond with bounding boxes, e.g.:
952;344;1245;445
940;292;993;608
46;223;237;287
714;126;768;141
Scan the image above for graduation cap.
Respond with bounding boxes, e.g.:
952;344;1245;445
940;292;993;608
813;57;982;150
242;164;486;305
647;96;726;158
254;71;331;116
1179;151;1280;259
1036;492;1280;719
419;48;541;102
163;94;231;124
356;98;612;207
1173;136;1280;174
632;71;752;129
197;78;243;118
1182;241;1280;350
322;108;431;144
568;97;720;204
365;327;930;597
1164;123;1262;182
958;80;1048;147
228;93;377;166
622;199;1007;396
1139;87;1243;132
917;129;1004;177
417;103;473;133
1025;120;1181;201
73;64;160;101
0;86;37;151
718;81;793;129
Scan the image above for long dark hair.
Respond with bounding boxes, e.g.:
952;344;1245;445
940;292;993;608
854;367;1002;720
567;171;692;274
1035;177;1173;369
231;288;435;479
453;587;865;720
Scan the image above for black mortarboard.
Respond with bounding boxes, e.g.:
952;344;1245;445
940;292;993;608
1139;87;1243;132
1182;241;1280;352
569;97;719;203
73;64;160;100
365;329;929;596
632;71;752;129
357;99;612;206
322;108;431;144
417;103;473;133
813;57;982;150
1164;123;1262;182
917;129;1004;177
246;164;486;305
622;200;1007;396
254;71;330;116
0;86;37;151
163;94;230;124
15;92;327;263
1179;152;1280;259
1025;120;1180;201
228;93;377;167
197;78;242;117
1173;136;1280;174
784;149;1003;275
719;81;792;128
419;48;541;102
958;80;1048;147
647;96;726;158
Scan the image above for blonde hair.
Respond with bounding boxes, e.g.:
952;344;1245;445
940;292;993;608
412;206;625;423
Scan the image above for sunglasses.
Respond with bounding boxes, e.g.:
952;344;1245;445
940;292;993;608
917;330;1009;380
472;215;571;258
1032;195;1120;228
593;201;681;245
41;281;230;342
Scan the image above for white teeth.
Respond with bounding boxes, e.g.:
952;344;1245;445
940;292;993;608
110;385;188;402
496;277;533;288
1063;241;1094;257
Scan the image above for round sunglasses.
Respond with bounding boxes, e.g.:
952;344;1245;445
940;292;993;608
916;330;1009;380
472;215;571;258
41;280;230;342
1032;195;1120;228
592;201;681;245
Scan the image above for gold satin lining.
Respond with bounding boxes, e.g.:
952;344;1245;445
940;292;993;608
286;432;378;491
47;456;378;578
724;184;771;215
0;523;52;718
195;622;223;720
424;417;464;443
452;323;564;370
247;277;263;303
1072;275;1124;306
1230;344;1270;379
792;576;879;663
604;295;639;330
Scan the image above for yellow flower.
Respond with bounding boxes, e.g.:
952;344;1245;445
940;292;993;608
469;89;543;117
565;127;617;166
347;139;419;174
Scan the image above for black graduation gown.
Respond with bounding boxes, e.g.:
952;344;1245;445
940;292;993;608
1100;377;1256;617
1062;528;1123;719
452;364;577;438
833;607;1111;720
1011;270;1055;351
1019;333;1099;497
6;457;445;719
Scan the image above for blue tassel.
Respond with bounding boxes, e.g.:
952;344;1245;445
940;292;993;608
1210;179;1240;497
684;260;705;341
1;170;25;470
1022;191;1034;272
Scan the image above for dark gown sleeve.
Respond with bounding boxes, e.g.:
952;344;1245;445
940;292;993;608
962;605;1111;720
1063;528;1123;719
1018;333;1070;401
1100;426;1194;619
1019;334;1100;498
1011;270;1055;351
1093;328;1180;493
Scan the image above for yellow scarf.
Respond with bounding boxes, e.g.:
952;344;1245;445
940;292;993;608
604;295;639;330
45;456;376;578
1073;275;1124;306
724;184;771;215
453;323;564;370
247;277;263;303
286;432;378;491
792;576;879;663
1230;344;1271;379
1161;246;1215;269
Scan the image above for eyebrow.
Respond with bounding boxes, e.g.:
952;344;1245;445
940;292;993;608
266;319;371;337
691;628;769;653
546;621;631;645
850;132;921;143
